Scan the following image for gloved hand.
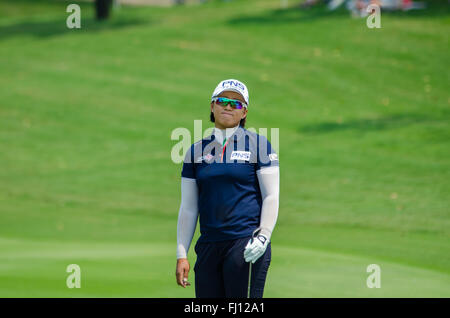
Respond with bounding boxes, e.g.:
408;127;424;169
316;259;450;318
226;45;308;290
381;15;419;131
244;234;269;264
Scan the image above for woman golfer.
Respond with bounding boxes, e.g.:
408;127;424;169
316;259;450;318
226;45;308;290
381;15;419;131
175;79;280;298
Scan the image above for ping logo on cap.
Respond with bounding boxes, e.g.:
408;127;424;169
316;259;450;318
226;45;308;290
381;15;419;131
212;79;249;106
222;80;245;91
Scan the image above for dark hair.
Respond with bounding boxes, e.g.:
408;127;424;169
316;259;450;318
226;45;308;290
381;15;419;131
210;112;247;128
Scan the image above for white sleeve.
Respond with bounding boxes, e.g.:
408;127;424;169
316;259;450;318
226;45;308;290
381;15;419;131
176;177;199;259
256;166;280;240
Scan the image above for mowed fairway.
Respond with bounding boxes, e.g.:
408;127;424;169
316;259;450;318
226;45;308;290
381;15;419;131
0;0;449;297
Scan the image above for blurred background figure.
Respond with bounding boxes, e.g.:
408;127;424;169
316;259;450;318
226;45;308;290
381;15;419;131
300;0;324;8
95;0;113;20
174;0;233;4
299;0;427;16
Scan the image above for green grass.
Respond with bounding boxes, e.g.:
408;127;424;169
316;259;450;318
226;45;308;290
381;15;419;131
0;0;449;297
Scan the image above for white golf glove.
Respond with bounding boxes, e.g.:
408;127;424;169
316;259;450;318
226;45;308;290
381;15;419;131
244;234;269;264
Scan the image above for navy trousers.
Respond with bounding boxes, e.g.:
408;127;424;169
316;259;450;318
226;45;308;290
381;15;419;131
194;236;271;298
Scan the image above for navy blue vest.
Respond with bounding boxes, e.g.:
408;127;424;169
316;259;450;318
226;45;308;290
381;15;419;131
181;127;279;242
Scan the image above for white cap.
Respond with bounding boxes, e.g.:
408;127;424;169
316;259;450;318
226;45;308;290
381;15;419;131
211;79;249;106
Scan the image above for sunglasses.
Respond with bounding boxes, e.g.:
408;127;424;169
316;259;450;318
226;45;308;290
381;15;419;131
212;97;247;110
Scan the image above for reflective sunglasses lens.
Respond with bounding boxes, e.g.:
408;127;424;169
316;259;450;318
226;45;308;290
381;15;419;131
231;100;244;109
216;97;228;107
216;98;244;109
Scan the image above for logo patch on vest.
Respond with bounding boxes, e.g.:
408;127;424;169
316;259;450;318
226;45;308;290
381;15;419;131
230;151;251;161
269;153;278;161
197;153;214;163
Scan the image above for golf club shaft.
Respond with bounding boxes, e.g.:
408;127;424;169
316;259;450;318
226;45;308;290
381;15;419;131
248;261;252;298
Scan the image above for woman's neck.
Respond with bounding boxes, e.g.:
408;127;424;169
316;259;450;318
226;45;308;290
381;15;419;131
214;124;240;145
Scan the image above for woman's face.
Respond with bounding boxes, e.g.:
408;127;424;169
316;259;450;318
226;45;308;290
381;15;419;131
210;90;248;129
